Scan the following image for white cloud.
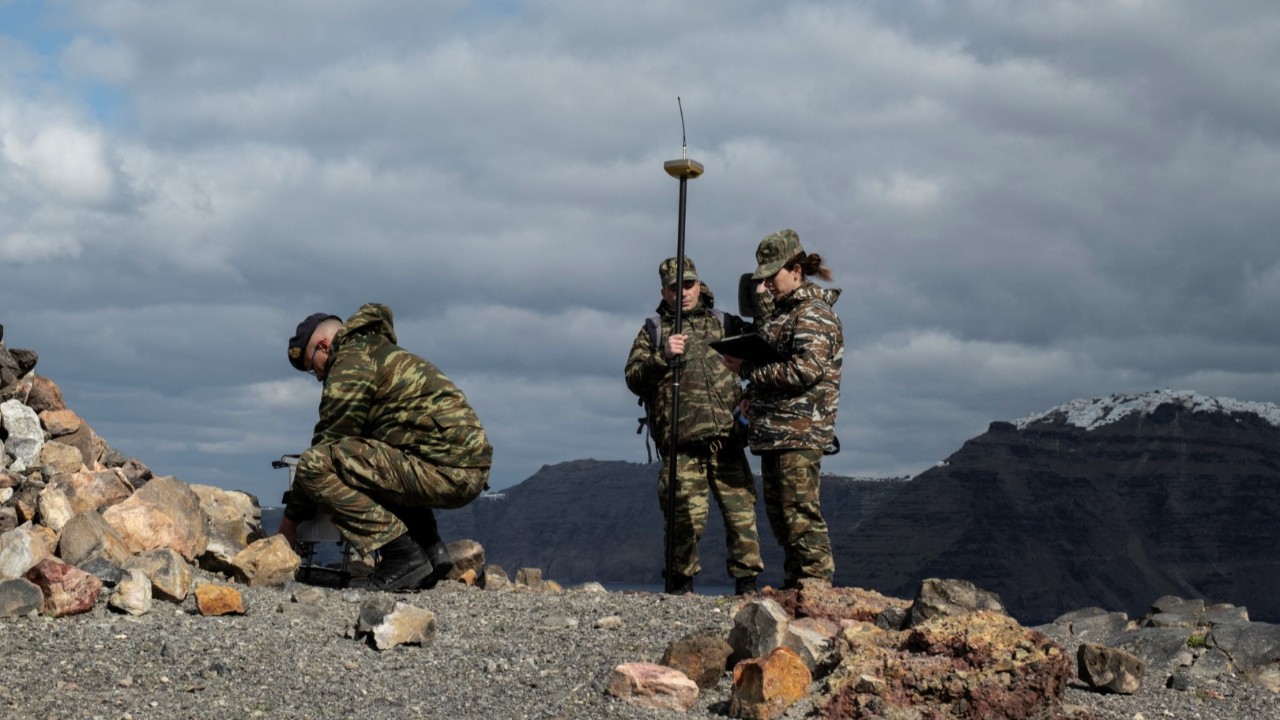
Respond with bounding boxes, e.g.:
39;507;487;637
2;114;118;204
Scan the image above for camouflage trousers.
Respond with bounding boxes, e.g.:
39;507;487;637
657;440;764;580
759;449;834;586
295;437;490;555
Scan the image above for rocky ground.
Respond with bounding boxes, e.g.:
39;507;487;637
1044;629;1280;720
1;576;1277;720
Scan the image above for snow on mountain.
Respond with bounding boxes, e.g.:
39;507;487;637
1014;389;1280;431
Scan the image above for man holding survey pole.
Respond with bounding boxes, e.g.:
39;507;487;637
625;257;765;595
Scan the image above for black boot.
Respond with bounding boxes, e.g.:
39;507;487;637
401;509;454;589
418;541;454;589
734;575;758;596
354;533;433;592
666;573;694;595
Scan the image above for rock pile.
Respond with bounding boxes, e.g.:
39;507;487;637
608;578;1087;718
1;330;300;619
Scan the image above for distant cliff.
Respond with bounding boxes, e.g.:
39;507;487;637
434;459;905;590
439;391;1280;624
842;390;1280;623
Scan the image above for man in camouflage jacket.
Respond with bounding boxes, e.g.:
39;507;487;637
282;303;492;591
625;257;764;595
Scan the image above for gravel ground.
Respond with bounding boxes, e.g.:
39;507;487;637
1;577;1276;720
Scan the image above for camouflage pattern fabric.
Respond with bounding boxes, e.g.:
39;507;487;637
759;448;834;585
624;285;747;450
295;436;489;554
625;283;763;579
657;443;764;579
743;282;843;451
286;303;492;552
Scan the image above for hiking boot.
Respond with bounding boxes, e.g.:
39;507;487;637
352;534;433;592
418;541;454;589
734;575;758;596
666;573;694;595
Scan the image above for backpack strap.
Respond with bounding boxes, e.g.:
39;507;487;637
647;310;730;349
645;315;661;350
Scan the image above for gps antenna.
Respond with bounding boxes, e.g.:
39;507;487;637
661;97;704;594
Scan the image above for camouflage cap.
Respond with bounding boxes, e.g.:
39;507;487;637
287;313;340;371
659;256;699;288
752;229;805;280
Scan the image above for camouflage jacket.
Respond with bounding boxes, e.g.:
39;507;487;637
311;303;492;468
743;282;843;451
624;286;747;451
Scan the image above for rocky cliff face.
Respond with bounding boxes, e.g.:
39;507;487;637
842;390;1280;624
435;391;1280;624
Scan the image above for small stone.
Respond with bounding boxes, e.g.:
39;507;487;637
368;602;437;651
480;564;511;591
109;569;153;616
0;578;44;618
594;615;624;630
1077;642;1145;694
195;583;247;616
515;567;543;589
607;662;699;712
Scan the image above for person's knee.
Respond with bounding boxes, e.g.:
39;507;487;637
295;445;336;493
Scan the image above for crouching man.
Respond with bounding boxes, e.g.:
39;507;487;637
280;303;492;591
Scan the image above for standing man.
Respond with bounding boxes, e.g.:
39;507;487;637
281;303;492;591
625;257;765;595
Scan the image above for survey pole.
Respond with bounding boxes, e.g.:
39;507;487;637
661;104;704;593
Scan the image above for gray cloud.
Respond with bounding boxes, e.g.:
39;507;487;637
4;1;1280;502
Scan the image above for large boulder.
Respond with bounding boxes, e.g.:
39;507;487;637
45;469;134;516
102;475;209;561
58;511;133;567
25;558;102;617
191;484;262;547
0;522;56;579
0;399;44;472
231;535;300;587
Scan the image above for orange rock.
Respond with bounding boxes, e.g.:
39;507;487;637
195;583;247;616
729;647;811;720
38;409;82;437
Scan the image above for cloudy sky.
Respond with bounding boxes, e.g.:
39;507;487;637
4;1;1280;503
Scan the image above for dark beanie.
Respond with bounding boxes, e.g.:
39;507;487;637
287;313;340;371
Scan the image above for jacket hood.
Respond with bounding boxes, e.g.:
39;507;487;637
655;284;717;316
337;303;398;345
